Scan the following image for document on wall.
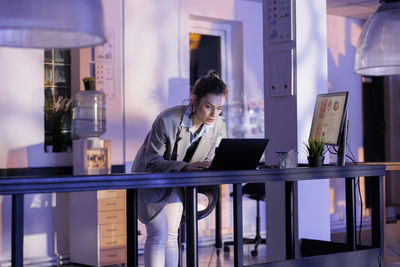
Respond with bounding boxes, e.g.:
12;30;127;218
91;27;116;98
94;28;114;61
95;63;115;98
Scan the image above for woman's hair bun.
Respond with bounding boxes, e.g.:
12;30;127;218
190;69;228;106
207;69;220;79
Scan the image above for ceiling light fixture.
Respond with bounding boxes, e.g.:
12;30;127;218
0;0;106;49
354;0;400;76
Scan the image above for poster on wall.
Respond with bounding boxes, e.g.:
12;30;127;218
94;28;114;61
90;27;116;98
94;63;115;98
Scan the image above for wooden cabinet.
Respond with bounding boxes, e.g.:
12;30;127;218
70;190;126;266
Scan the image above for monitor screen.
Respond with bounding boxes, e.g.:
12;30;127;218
309;92;349;146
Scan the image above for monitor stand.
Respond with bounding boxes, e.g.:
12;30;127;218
337;111;348;166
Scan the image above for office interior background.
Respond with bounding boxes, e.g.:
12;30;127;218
0;0;399;266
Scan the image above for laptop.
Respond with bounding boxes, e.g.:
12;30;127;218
208;138;269;170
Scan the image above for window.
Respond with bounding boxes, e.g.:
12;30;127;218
44;49;72;152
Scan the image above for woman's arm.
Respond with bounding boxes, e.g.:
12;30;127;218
140;114;188;172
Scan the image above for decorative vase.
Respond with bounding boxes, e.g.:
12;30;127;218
307;156;324;167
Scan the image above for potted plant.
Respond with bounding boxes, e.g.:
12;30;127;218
45;96;72;152
304;138;327;167
82;76;96;91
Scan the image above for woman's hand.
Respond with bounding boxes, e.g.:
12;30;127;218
183;161;211;171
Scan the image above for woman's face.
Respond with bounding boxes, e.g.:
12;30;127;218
194;93;226;125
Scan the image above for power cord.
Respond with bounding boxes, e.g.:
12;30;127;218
327;146;337;155
346;142;357;163
345;142;363;246
327;142;363;245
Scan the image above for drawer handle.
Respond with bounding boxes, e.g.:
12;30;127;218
107;241;117;245
107;254;118;257
106;215;117;219
106;203;117;206
106;229;117;232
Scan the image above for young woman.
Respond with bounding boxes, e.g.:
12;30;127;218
132;70;228;267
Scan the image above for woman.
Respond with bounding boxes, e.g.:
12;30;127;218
132;70;228;267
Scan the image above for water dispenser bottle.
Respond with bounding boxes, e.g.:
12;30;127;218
72;89;106;139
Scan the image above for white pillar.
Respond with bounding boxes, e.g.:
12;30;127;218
296;0;330;243
264;0;330;261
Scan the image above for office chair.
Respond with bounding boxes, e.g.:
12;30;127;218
178;185;219;266
223;183;266;257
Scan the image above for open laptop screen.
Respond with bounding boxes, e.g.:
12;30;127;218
208;138;269;171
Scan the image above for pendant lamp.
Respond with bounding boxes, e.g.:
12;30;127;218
354;0;400;76
0;0;106;49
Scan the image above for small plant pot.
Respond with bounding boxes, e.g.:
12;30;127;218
84;81;95;91
307;156;325;167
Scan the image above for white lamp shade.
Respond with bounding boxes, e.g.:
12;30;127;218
354;2;400;76
0;0;106;49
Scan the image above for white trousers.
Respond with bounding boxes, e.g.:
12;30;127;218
144;188;184;267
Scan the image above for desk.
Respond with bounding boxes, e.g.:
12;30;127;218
0;165;385;267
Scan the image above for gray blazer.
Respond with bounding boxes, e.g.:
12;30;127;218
132;105;224;224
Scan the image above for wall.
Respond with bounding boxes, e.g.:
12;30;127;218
124;0;264;170
76;0;124;166
264;0;331;261
0;1;123;169
327;15;363;162
327;15;364;231
124;0;264;245
0;46;64;266
0;0;123;265
0;0;262;262
0;49;64;168
0;1;364;264
296;0;330;244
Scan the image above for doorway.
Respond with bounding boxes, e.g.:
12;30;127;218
189;33;221;86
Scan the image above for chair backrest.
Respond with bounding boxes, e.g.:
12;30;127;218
182;185;219;221
197;185;219;220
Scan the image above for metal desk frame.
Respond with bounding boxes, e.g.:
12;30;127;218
0;165;385;267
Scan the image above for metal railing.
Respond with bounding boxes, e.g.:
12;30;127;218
0;164;385;267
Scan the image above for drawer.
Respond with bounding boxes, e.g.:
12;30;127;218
98;189;126;199
100;247;126;265
99;210;125;224
100;222;126;238
100;235;126;249
98;197;125;211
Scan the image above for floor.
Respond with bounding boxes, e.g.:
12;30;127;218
387;243;400;267
65;243;268;267
65;243;400;266
138;243;268;267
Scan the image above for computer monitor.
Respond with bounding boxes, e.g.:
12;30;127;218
309;91;349;165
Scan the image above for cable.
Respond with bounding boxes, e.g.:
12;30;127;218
347;142;357;164
327;141;363;245
327;145;357;163
327;146;337;155
346;154;357;164
329;141;363;245
357;177;363;245
345;141;362;245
